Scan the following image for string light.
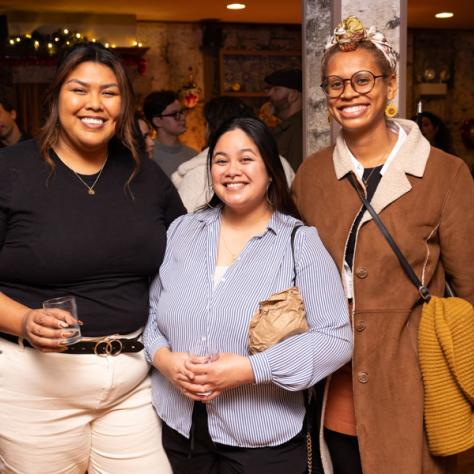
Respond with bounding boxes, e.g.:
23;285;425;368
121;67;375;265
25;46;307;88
5;29;146;56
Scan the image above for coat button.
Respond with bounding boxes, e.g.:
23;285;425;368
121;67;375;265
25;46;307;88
355;267;368;279
358;371;369;383
355;320;366;332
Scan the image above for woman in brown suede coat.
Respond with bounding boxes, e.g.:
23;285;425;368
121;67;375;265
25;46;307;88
292;17;474;474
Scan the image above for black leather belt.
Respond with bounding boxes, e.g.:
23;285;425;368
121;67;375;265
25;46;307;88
1;333;143;356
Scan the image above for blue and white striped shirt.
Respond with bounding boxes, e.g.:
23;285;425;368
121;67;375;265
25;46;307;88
144;208;352;447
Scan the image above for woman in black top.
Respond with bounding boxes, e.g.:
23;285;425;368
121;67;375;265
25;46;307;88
0;43;183;473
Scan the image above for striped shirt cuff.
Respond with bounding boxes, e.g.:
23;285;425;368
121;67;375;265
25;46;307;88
249;351;273;384
145;338;170;365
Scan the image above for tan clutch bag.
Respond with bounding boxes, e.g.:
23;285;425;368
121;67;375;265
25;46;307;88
248;286;308;354
248;226;308;354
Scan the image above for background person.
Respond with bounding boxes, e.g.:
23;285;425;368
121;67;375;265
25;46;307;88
0;91;28;148
0;43;184;474
143;90;197;177
171;96;295;212
416;111;455;154
264;68;303;171
144;117;352;473
292;17;473;474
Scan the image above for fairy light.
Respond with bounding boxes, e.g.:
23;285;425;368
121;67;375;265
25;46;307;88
15;37;21;42
92;38;97;43
104;42;109;48
9;39;14;45
34;40;40;49
47;43;53;49
138;42;143;47
64;28;69;34
133;40;138;46
54;37;60;42
227;3;246;10
75;33;81;39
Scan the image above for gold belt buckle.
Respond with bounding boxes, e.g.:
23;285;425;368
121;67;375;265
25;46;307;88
93;336;123;357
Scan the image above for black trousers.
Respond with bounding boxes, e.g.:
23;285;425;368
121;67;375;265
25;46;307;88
324;428;363;474
162;402;307;474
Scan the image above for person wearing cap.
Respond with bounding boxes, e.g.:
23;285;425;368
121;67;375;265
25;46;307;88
143;90;197;178
264;68;303;171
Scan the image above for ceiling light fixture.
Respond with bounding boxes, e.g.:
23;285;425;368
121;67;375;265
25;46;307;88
435;12;454;19
227;3;246;10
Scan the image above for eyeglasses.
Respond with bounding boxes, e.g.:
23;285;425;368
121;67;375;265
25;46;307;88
157;109;187;120
320;71;387;98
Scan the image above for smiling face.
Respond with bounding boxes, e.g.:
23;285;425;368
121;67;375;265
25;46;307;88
325;48;396;135
211;128;271;215
57;61;121;154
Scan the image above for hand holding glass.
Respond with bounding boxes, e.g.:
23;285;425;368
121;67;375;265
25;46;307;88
188;337;219;396
43;296;81;345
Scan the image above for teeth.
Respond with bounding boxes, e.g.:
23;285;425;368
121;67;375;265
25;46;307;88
341;105;367;113
226;183;245;189
81;117;104;125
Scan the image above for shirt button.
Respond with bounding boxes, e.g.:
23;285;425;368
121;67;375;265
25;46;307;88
355;320;366;332
358;371;369;383
355;267;368;279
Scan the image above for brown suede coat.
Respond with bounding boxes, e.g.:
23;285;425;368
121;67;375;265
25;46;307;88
292;119;474;474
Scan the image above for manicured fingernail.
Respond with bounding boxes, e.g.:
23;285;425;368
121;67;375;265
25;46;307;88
59;321;69;328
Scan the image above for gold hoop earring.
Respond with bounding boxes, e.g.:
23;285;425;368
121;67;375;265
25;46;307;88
385;102;398;118
327;112;333;124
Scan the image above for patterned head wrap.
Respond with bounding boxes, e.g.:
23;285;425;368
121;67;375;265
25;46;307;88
324;16;399;71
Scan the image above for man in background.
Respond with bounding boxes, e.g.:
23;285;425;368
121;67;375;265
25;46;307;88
143;90;197;178
0;93;26;148
264;68;303;171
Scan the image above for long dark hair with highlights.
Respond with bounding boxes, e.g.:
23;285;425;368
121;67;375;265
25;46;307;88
206;117;300;219
38;42;140;187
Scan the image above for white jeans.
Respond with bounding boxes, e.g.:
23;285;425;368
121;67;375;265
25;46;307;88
0;336;171;474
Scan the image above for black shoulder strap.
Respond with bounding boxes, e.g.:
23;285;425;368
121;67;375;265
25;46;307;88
346;173;431;302
291;225;303;285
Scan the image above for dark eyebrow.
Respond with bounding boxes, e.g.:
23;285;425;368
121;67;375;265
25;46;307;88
64;79;119;89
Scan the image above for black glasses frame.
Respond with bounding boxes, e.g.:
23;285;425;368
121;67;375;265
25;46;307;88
320;70;387;98
157;109;187;120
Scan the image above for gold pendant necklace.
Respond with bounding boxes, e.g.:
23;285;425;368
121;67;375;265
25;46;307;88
71;154;109;196
220;233;239;262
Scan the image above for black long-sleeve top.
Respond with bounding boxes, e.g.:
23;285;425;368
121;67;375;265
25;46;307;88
0;139;185;337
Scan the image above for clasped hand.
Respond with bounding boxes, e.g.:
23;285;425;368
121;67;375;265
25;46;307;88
156;349;254;402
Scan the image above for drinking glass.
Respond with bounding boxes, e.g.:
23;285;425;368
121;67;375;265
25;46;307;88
188;337;219;396
43;295;81;345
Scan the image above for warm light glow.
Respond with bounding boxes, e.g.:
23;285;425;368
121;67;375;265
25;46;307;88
9;39;14;45
34;40;40;48
227;3;246;9
54;37;60;42
104;42;110;48
92;38;97;43
111;44;116;48
47;43;53;49
138;42;143;47
25;34;31;38
76;33;81;39
64;28;69;34
15;37;21;42
133;40;138;46
66;41;70;45
435;12;454;19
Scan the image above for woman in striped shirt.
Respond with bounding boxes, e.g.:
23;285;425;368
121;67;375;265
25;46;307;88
144;117;352;473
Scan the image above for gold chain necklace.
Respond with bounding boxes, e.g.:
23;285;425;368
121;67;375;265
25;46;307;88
71;155;108;195
220;232;239;262
362;166;381;185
